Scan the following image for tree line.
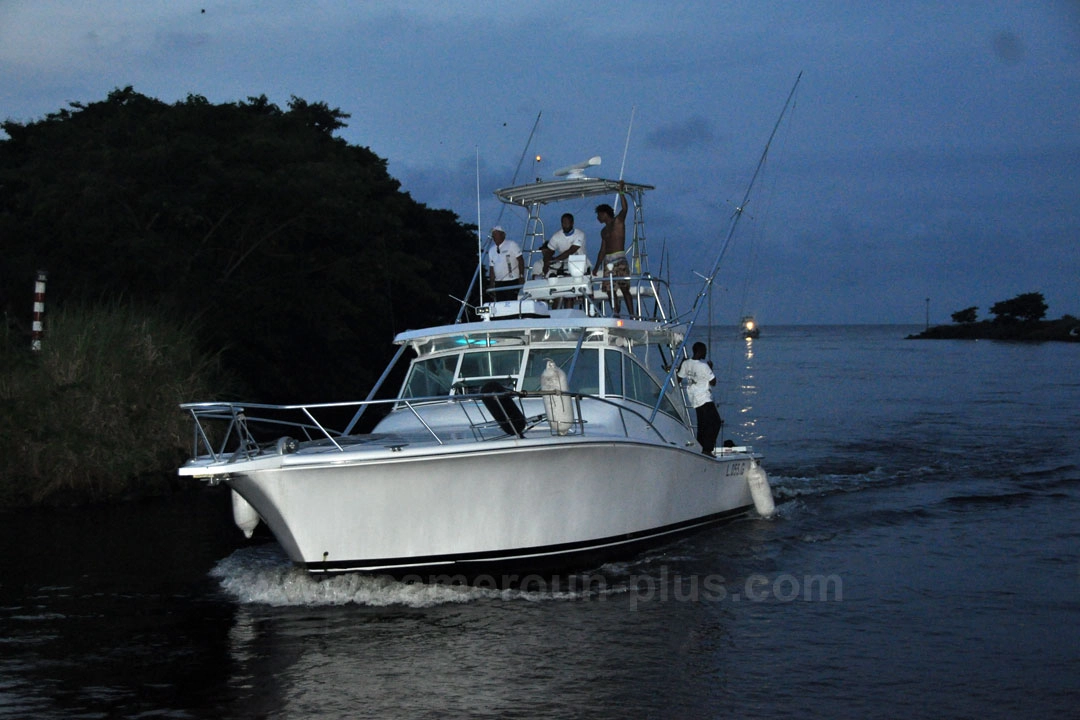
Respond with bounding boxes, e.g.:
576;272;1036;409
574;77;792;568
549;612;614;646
1;87;478;402
950;292;1048;325
910;292;1078;341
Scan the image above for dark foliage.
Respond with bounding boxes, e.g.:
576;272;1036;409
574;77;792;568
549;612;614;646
989;292;1048;324
909;317;1080;341
0;88;477;401
950;306;978;324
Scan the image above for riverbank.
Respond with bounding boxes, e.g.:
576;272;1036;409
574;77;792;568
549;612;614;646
907;315;1080;341
0;302;231;509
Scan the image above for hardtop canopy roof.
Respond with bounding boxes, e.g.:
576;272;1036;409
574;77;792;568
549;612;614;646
394;315;682;352
494;177;654;207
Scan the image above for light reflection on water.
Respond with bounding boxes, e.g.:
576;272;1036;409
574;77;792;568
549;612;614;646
736;336;760;442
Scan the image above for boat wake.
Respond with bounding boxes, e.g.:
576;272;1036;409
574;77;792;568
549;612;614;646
209;545;629;608
768;462;946;501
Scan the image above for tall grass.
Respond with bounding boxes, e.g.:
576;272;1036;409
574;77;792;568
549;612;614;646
0;302;231;507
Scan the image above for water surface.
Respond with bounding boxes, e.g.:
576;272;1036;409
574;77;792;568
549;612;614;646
2;325;1077;718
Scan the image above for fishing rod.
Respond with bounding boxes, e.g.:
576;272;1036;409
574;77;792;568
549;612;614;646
513;111;543;188
649;71;802;424
692;72;801;322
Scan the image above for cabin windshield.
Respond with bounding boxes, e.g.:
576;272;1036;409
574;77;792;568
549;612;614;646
400;350;525;399
399;345;680;421
400;354;459;399
521;348;599;395
456;350;524;393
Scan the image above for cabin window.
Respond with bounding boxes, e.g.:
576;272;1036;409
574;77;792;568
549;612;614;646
521;349;599;394
605;349;680;419
456;349;524;393
401;354;460;399
604;348;624;398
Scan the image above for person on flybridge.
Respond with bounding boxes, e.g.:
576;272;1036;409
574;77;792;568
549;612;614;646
594;181;634;317
542;213;587;276
487;226;524;298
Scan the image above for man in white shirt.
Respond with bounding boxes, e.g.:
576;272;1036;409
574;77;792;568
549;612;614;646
677;342;723;455
487;226;524;298
542;213;587;276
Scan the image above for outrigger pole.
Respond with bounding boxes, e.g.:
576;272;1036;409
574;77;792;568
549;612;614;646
650;71;802;424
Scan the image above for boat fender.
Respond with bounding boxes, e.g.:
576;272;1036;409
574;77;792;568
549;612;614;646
746;461;776;518
231;490;261;538
540;359;574;435
480;381;526;437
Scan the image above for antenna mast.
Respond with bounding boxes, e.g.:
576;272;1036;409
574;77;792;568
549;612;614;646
475;146;484;302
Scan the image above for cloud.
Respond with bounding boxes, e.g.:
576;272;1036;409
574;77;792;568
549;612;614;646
644;117;716;153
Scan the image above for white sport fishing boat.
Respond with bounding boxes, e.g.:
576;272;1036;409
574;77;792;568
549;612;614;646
179;165;776;579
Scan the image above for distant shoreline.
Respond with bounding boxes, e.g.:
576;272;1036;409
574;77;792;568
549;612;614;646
907;316;1080;342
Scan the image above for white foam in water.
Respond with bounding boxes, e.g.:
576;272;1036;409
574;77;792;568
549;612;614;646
768;467;892;499
210;545;626;608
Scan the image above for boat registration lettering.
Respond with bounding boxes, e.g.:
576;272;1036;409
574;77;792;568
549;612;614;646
725;461;748;476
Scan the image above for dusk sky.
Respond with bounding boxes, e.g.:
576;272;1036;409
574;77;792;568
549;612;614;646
2;1;1077;324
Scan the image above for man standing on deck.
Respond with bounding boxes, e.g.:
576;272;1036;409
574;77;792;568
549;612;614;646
595;181;634;316
678;342;723;456
487;226;524;298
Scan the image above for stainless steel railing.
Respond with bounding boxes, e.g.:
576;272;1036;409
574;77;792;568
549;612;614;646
181;389;676;464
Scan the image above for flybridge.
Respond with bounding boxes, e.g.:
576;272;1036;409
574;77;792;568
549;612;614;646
484;160;660;322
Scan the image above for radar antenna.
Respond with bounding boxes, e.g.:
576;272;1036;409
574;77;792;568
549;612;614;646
553;156;601;179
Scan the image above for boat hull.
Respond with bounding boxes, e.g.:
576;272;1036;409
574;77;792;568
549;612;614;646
226;439;757;577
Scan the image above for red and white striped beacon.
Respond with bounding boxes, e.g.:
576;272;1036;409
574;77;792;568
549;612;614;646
31;270;47;352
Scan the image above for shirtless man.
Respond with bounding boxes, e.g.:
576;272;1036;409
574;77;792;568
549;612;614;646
594;181;634;316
